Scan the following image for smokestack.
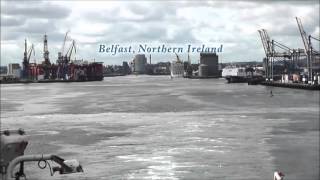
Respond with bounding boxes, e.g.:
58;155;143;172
149;54;151;64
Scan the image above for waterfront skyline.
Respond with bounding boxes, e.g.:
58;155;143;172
1;0;319;65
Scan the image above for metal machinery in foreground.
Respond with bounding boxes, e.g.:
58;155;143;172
0;129;83;180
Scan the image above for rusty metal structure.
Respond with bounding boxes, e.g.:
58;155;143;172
21;32;104;82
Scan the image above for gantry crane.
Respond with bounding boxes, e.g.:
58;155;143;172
57;31;70;64
64;40;76;63
258;29;273;80
62;31;70;55
258;29;294;80
22;39;35;79
258;28;305;81
57;31;73;79
296;17;320;83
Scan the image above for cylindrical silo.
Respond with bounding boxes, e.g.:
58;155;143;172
198;64;208;77
134;54;147;74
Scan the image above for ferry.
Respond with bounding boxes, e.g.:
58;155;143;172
222;67;247;83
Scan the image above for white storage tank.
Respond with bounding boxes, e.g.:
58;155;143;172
133;54;147;74
198;64;208;77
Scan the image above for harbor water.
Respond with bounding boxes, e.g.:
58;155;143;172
1;76;319;180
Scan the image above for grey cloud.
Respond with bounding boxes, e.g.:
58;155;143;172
1;31;22;41
2;2;71;19
1;16;26;27
84;2;177;23
1;1;71;42
1;0;318;65
97;22;168;43
128;3;176;21
229;0;318;3
165;27;198;43
17;20;57;34
1;20;59;42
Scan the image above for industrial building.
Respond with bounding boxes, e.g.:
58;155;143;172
199;53;219;77
7;63;21;78
170;53;185;78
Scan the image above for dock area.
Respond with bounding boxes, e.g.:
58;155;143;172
260;81;320;90
0;79;103;84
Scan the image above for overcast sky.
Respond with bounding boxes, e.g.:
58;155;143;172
1;0;319;66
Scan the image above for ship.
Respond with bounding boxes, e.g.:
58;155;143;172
222;67;247;83
222;66;265;84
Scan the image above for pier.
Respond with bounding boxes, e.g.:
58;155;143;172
260;81;320;90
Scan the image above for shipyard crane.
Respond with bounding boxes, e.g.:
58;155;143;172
258;29;299;80
258;29;271;80
22;39;29;77
22;40;35;79
295;17;320;82
56;31;71;79
64;40;76;63
174;52;181;62
258;29;272;57
295;17;319;54
27;44;35;63
61;30;70;56
57;31;70;63
271;40;292;57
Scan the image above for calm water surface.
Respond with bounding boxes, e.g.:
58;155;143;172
1;76;319;180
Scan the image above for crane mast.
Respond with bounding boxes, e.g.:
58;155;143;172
258;28;298;81
295;17;309;54
61;31;70;55
295;17;318;83
175;52;181;63
22;39;30;79
58;31;70;63
43;34;50;63
27;44;35;62
65;40;76;63
43;34;51;79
